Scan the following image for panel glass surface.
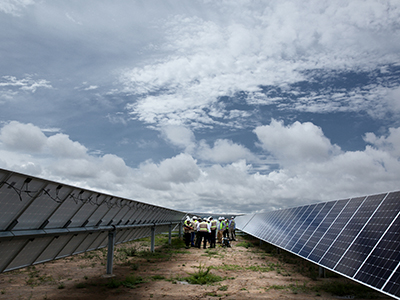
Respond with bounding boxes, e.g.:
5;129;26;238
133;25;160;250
280;205;312;249
5;236;54;271
317;197;365;268
334;193;392;277
290;202;325;253
0;239;28;272
354;193;400;289
383;266;400;298
321;195;382;271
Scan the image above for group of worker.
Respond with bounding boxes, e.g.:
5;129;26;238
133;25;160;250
183;216;236;249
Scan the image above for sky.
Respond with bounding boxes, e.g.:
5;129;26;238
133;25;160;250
1;0;400;214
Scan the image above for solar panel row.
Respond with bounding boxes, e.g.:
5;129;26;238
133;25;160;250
235;191;400;300
0;168;186;273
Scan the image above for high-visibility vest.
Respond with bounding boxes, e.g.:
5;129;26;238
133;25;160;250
229;220;235;229
199;221;208;232
184;220;192;232
219;220;225;230
210;220;217;230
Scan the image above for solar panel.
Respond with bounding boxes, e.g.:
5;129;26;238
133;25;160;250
0;167;187;274
236;191;400;300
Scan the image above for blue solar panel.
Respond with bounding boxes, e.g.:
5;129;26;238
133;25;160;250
298;201;336;257
318;196;366;268
277;206;309;247
236;191;400;300
290;202;325;253
383;266;400;298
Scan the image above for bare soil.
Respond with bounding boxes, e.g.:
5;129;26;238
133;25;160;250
0;234;391;300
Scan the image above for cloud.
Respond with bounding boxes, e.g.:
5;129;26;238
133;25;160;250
0;121;47;152
47;133;88;159
160;125;196;152
1;120;400;213
137;153;201;190
254;119;341;165
0;0;34;16
197;139;257;164
0;75;52;97
120;1;400;130
364;127;400;158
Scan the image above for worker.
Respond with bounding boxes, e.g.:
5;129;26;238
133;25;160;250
183;216;193;249
197;217;211;249
223;217;229;239
209;216;217;248
191;216;198;247
229;216;236;241
217;217;224;244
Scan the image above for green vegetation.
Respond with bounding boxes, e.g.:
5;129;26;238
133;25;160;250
313;281;384;298
75;282;87;289
106;274;144;289
57;283;65;289
177;264;223;285
236;241;254;248
25;266;54;287
218;285;228;291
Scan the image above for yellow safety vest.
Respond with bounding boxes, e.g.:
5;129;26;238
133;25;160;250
219;220;225;230
199;222;208;232
210;220;217;230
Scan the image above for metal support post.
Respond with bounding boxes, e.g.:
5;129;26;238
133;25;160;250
168;224;172;245
150;226;156;253
106;229;116;275
319;266;326;278
179;222;183;239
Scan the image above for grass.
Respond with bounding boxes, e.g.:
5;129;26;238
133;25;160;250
202;249;224;258
25;266;54;287
106;274;144;289
313;281;384;298
177;264;223;285
236;241;255;248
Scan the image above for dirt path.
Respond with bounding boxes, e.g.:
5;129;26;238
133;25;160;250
0;235;391;300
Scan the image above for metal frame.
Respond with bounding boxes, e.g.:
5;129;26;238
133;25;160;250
0;168;187;275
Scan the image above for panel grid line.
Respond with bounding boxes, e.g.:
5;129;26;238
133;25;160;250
306;199;350;260
290;202;326;253
317;196;367;264
356;209;400;284
333;193;389;271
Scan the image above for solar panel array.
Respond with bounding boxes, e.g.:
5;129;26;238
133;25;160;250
0;168;186;273
235;191;400;300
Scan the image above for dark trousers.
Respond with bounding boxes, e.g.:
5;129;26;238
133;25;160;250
196;231;208;249
223;229;229;238
210;229;216;248
184;232;191;247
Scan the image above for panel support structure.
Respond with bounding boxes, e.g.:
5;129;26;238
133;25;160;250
106;229;116;275
319;266;326;278
150;226;155;253
168;224;172;245
178;222;182;239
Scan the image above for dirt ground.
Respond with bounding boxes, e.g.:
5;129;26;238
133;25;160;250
0;234;391;300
